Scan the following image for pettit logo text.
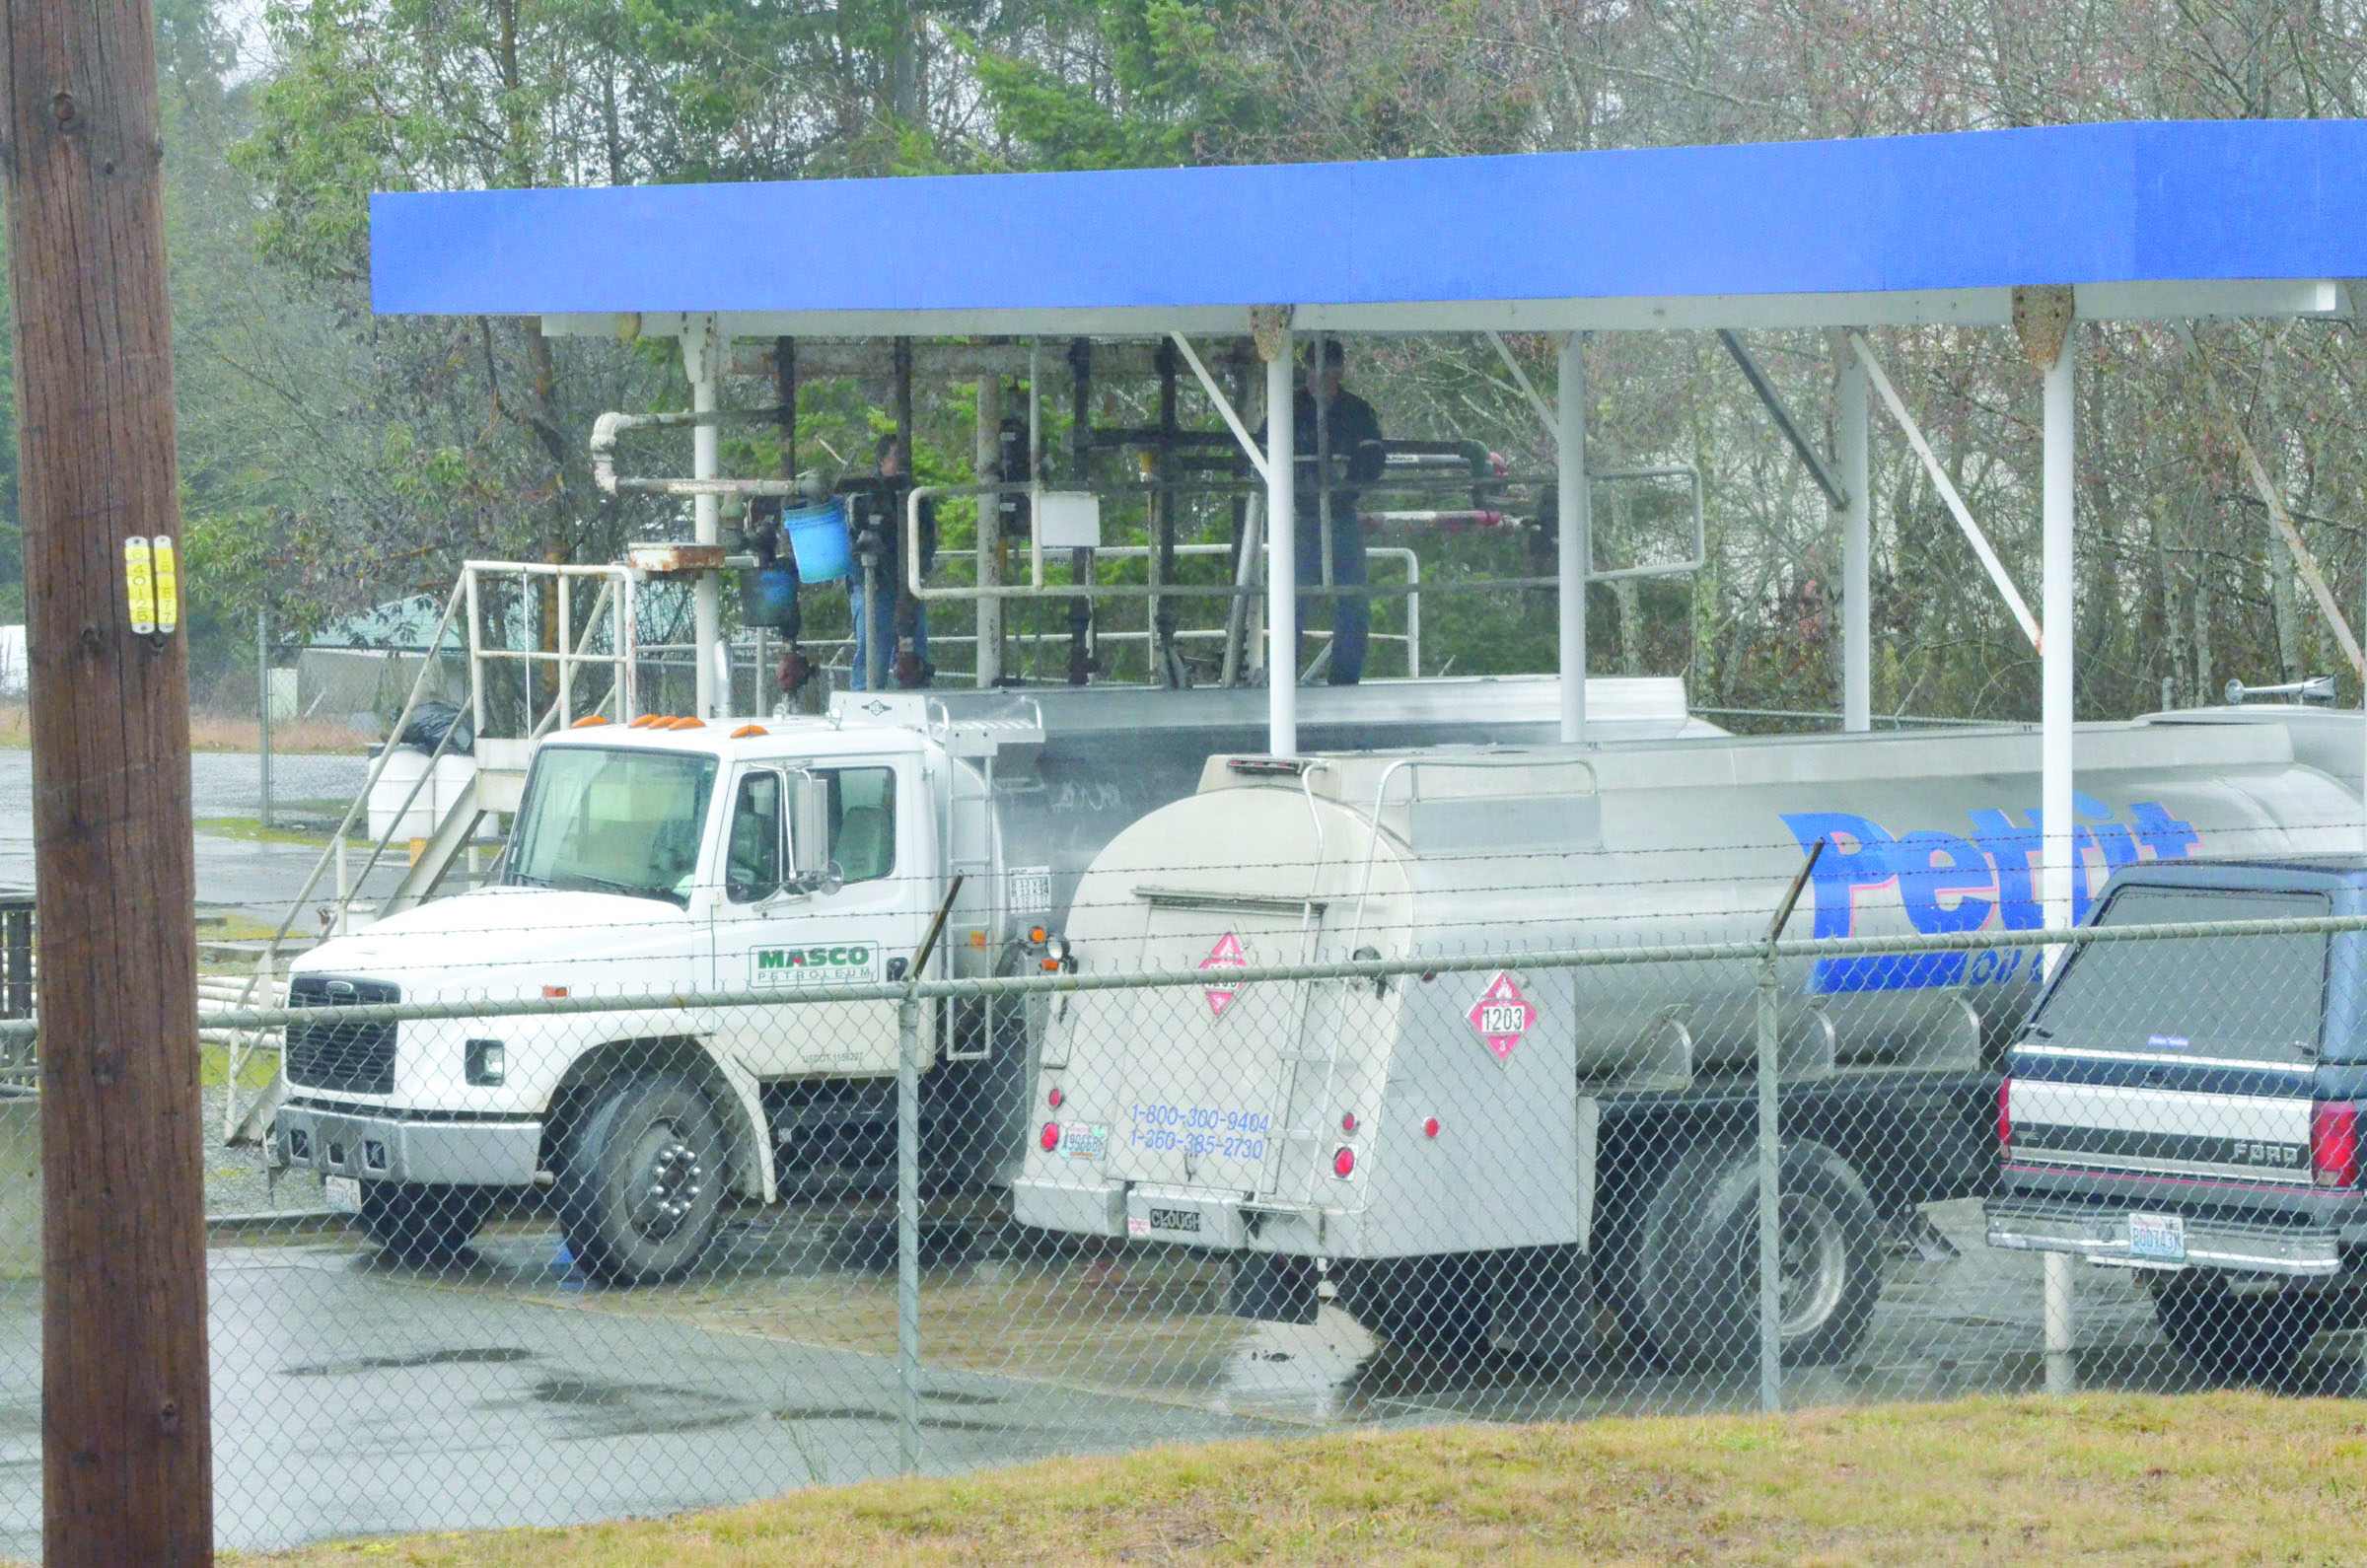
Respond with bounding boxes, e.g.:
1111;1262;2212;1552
1778;795;2198;992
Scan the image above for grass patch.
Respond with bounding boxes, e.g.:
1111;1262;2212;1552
215;1392;2367;1565
0;705;366;752
195;815;340;847
200;1040;282;1091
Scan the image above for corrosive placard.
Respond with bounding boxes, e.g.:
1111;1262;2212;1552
1468;971;1537;1062
1200;932;1247;1018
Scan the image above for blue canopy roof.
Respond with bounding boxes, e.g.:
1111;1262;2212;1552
372;119;2367;332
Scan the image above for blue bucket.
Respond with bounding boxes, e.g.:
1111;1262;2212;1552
784;499;852;583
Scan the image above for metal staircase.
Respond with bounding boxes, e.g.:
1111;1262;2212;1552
221;560;643;1144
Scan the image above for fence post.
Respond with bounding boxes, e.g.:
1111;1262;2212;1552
1755;945;1781;1413
257;604;274;830
896;986;923;1474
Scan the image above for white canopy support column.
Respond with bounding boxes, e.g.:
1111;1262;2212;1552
2040;320;2077;946
1260;317;1297;754
2023;286;2081;1395
1557;333;1590;744
684;313;723;719
1838;346;1871;732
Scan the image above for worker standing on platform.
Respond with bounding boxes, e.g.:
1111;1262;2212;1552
845;431;936;689
1285;338;1385;684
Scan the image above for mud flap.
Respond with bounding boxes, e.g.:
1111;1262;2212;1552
1231;1251;1319;1324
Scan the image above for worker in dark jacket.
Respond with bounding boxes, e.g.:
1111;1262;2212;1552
1282;338;1385;684
842;431;936;689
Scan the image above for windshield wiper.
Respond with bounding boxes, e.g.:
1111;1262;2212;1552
557;872;643;898
507;871;552;889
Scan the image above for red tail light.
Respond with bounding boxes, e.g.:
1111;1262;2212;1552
1040;1121;1060;1153
1332;1147;1355;1178
1997;1080;2013;1153
2312;1102;2358;1188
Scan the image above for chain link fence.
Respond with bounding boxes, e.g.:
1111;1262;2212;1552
0;875;2328;1554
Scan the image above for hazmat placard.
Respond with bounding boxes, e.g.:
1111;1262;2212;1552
1468;971;1538;1062
1200;932;1247;1019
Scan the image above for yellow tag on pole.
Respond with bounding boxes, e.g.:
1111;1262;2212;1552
151;535;179;634
123;536;156;635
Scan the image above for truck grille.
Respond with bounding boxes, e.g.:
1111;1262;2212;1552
286;974;399;1095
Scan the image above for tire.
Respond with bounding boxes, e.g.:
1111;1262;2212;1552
554;1072;728;1286
1334;1254;1497;1361
1626;1141;1884;1373
2150;1275;2330;1384
358;1181;492;1264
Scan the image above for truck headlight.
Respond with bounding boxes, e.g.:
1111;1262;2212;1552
465;1038;506;1086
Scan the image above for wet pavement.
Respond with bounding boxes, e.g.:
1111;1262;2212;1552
0;748;391;923
0;1194;2342;1557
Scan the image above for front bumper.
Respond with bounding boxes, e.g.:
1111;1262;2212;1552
275;1102;541;1187
1984;1196;2345;1277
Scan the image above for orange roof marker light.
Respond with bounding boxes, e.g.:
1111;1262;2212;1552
627;714;658;729
665;716;706;730
569;715;610;729
730;724;767;739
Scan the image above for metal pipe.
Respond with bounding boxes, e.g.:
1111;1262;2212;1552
1222;496;1262;687
1839;353;1871;732
1556;334;1589;743
1266;336;1297;752
975;373;1003;687
2044;1251;2076;1393
256;605;273;830
1484;329;1558;441
1720;328;1848;510
167;907;2367;1040
1314;332;1334;592
1067;337;1095;683
1851;332;2041;651
895;987;922;1472
689;316;722;719
1755;950;1781;1412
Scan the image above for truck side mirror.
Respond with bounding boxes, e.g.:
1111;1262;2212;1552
788;771;837;892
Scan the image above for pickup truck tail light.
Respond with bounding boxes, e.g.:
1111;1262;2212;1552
1996;1080;2013;1153
2312;1102;2358;1188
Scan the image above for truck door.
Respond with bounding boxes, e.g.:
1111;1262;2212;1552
710;759;932;1077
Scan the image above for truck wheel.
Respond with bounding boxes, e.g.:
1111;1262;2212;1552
358;1181;492;1265
2150;1275;2330;1384
554;1072;727;1286
1631;1141;1883;1373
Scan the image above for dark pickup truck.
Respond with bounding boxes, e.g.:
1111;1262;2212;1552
1985;856;2367;1380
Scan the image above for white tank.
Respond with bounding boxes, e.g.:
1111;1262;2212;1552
1030;713;2363;1255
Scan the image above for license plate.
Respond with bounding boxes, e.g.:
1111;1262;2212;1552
2127;1211;2186;1261
323;1176;361;1214
1057;1123;1109;1160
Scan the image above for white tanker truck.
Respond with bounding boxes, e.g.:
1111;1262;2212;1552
1013;707;2367;1365
269;676;1707;1280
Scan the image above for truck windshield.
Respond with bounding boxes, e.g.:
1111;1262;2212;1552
2029;886;2329;1065
505;747;719;908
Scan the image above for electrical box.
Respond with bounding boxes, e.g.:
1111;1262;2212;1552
1036;490;1102;550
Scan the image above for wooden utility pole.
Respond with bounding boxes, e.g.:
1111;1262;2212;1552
3;0;212;1551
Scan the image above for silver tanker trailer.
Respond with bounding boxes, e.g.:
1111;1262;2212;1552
1013;708;2367;1366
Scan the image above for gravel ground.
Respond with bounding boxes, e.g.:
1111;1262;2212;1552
202;1079;322;1218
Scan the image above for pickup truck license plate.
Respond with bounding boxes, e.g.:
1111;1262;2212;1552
323;1176;361;1214
2127;1212;2186;1262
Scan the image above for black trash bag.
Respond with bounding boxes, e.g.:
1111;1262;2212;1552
396;701;473;756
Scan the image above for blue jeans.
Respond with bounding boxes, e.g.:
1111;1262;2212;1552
1295;509;1367;685
846;572;926;690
